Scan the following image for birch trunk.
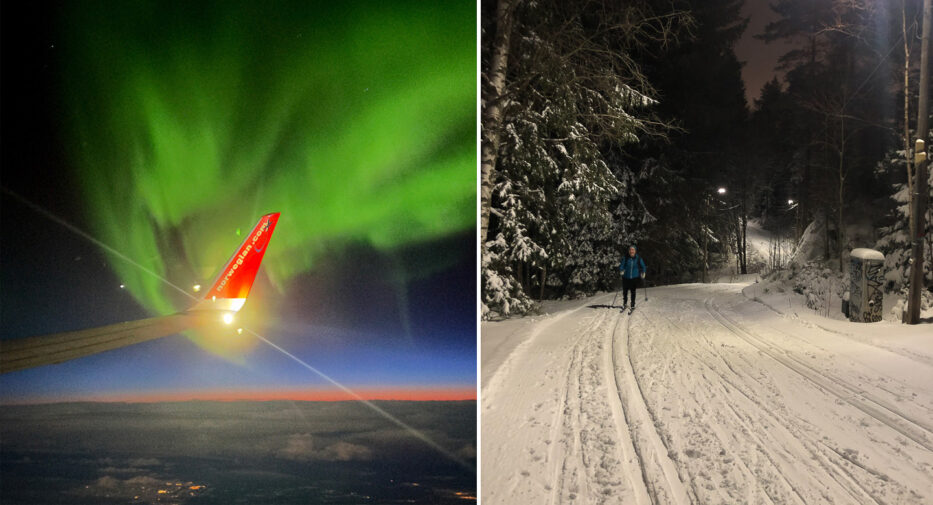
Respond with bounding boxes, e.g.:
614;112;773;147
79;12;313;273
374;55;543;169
481;0;517;243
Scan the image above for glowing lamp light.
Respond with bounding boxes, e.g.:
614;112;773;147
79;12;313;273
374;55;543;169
788;199;794;205
193;284;201;292
717;187;727;195
222;313;234;325
237;328;243;335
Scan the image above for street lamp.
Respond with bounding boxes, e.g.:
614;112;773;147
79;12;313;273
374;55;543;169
786;198;799;240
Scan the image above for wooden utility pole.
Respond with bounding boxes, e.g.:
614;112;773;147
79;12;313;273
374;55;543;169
905;0;931;324
904;0;916;238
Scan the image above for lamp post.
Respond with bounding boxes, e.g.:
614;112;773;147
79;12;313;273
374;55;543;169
703;187;727;283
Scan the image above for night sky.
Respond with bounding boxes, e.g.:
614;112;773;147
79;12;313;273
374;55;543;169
1;0;476;403
736;0;789;105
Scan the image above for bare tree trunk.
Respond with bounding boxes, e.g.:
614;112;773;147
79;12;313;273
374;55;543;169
733;208;740;275
797;36;818;242
838;117;846;272
481;0;517;243
703;195;709;283
740;210;748;274
906;0;931;324
824;207;831;260
735;244;740;275
539;265;546;301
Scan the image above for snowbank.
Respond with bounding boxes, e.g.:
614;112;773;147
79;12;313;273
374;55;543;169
850;247;884;261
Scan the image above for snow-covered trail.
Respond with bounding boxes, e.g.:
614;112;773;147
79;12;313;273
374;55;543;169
481;283;933;505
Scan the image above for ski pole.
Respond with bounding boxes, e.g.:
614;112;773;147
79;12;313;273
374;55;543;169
644;279;648;302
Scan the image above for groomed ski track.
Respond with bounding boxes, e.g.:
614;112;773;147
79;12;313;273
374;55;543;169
481;283;933;505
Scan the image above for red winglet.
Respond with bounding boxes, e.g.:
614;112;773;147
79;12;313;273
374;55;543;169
189;212;280;313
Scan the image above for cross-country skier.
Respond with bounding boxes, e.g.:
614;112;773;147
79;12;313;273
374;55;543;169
619;245;646;311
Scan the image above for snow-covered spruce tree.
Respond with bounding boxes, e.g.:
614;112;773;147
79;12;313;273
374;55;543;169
481;233;539;319
489;68;630;311
551;139;621;299
481;0;687;318
875;146;933;294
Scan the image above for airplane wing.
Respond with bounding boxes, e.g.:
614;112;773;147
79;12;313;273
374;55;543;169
0;212;280;374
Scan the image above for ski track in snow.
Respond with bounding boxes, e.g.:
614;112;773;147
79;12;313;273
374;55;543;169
482;283;933;505
746;293;933;370
612;308;693;505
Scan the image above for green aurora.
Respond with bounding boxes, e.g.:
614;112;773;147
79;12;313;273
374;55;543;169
58;1;476;318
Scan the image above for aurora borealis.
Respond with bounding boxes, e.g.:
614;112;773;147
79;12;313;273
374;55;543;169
0;0;476;402
61;0;475;315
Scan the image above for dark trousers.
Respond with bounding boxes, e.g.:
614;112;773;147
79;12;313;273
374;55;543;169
622;277;638;306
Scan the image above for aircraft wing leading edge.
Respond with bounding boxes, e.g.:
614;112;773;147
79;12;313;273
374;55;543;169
0;313;212;374
0;212;280;374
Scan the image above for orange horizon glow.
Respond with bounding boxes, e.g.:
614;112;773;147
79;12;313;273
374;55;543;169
16;386;476;404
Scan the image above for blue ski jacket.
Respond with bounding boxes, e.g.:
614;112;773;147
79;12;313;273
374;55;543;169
619;255;646;280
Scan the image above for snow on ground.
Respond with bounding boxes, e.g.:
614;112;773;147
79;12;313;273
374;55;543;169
481;282;933;505
712;220;778;283
746;219;777;265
